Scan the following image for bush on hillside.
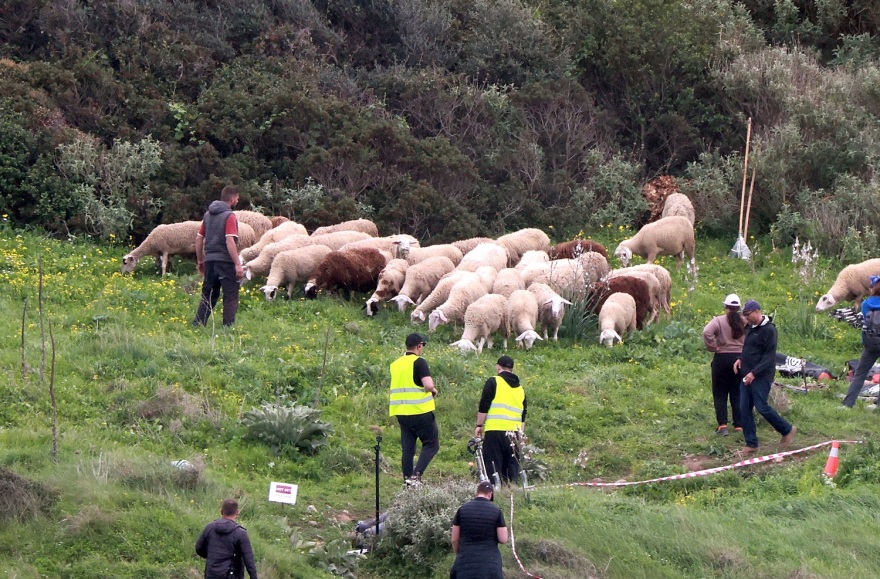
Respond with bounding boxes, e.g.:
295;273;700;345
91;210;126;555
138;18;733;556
0;466;56;521
242;403;333;456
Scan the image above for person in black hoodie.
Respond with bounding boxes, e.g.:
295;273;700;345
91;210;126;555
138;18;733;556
193;185;245;327
474;355;527;484
195;498;258;579
733;300;796;454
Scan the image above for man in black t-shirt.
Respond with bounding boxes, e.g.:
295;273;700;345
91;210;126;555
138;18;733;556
450;481;508;579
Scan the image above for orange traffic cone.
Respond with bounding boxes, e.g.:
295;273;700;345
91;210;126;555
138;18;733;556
823;440;840;477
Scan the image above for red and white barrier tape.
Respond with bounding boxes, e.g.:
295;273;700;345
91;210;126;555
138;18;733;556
509;494;542;579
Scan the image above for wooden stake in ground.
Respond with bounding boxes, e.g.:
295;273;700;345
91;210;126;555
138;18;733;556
743;167;757;242
738;117;753;236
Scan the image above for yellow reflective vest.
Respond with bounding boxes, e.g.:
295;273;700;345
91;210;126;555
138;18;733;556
389;354;435;416
483;375;524;432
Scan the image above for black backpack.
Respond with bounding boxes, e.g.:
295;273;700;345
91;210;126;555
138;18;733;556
864;308;880;347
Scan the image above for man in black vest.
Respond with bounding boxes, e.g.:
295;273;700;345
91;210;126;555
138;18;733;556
450;481;508;579
195;498;258;579
193;185;245;327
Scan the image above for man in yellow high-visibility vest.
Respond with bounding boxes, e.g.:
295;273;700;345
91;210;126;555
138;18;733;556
474;355;526;485
390;333;439;486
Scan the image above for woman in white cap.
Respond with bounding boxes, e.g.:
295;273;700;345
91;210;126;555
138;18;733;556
702;294;746;436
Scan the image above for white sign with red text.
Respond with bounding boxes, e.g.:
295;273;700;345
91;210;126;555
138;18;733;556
268;481;298;505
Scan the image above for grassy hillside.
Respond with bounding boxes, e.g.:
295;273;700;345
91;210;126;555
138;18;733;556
2;223;880;578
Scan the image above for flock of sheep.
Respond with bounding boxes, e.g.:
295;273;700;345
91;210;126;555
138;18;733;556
120;192;880;350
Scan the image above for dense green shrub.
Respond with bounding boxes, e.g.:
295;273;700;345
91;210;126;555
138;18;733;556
242;403;333;455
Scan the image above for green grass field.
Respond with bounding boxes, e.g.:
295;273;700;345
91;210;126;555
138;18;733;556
2;222;879;578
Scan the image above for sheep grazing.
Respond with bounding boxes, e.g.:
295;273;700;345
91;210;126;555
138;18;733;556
236;222;258;250
427;267;497;331
520;252;609;299
496;228;551;267
390;257;457;312
492;268;526;298
240;220;310;263
234;210;273;239
260;245;334;300
311;218;380;238
527;283;572;342
365;259;410;316
243;235;315;279
598;292;637;347
340;234;420;260
121;221;201;276
660;193;695;225
515;250;550;271
449;294;510;354
613;215;695;270
628;264;672;317
410;269;473;323
457;242;511;272
452;237;496;256
816;258;880;311
405;244;464;266
609;268;662;324
589;275;652;330
270;216;290;228
506;289;542;350
304;247;389;300
549;239;608;259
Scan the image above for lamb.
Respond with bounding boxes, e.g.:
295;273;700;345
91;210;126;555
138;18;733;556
340;234;420;260
628;264;673;317
389;257;457;312
303;247;389;300
588;275;652;330
405;244;464;266
613;215;695;270
449;294;510;353
121;221;200;276
426;267;498;331
240;220;310;263
660;193;695;225
549;239;608;259
311;218;380;238
515;250;550;271
816;258;880;311
492;268;526;298
260;245;334;300
234;210;273;239
527;283;572;342
365;259;410;316
457;242;509;272
506;289;542;350
609;268;662;324
598;292;637;347
496;228;551;266
452;237;496;256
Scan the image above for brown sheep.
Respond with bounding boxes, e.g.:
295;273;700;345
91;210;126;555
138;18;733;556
303;247;388;300
549;239;608;260
588;275;652;330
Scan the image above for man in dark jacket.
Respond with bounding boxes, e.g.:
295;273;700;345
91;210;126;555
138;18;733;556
195;498;258;579
474;355;527;485
450;481;508;579
733;300;796;454
193;185;245;327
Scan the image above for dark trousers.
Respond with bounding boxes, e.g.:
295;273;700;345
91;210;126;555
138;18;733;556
842;343;880;407
740;375;792;448
194;261;240;327
711;352;742;427
483;430;520;484
397;412;439;478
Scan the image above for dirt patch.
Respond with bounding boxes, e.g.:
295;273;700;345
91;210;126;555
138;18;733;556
0;466;56;521
682;455;714;472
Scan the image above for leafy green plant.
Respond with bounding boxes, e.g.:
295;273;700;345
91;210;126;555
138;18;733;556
242;403;333;455
309;537;365;579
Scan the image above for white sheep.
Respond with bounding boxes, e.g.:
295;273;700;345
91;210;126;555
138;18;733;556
628;264;673;317
311;218;379;238
609;268;662;324
660;193;695;225
598;292;637;347
390;257;457;312
515;250;550;271
243;235;316;278
405;244;464;266
260;245;334;300
427;267;497;331
613;215;695;270
340;234;420;260
528;282;572;341
492;268;526;298
520;253;608;298
816;258;880;311
234;210;274;239
452;237;496;256
121;221;201;276
457;242;509;272
365;259;410;316
449;294;510;353
240;220;310;263
410;269;472;323
506;289;542;350
496;228;551;266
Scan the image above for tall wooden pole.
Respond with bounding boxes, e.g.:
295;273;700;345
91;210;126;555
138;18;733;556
743;167;757;243
738;118;753;236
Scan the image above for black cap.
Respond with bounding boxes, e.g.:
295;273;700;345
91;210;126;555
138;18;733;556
406;333;428;348
496;355;514;370
477;481;494;496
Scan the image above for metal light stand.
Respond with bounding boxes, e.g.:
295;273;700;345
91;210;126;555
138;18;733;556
374;435;381;537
